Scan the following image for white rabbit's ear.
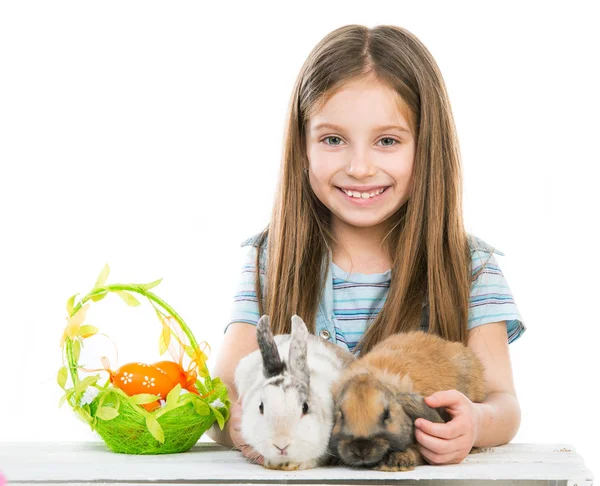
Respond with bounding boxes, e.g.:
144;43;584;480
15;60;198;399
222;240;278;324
291;314;309;336
257;315;284;378
289;315;309;386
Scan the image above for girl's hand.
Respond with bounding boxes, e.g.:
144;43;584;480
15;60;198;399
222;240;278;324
413;389;481;465
228;401;264;466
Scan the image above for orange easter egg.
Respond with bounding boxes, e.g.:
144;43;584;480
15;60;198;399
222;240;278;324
112;362;178;410
154;360;199;395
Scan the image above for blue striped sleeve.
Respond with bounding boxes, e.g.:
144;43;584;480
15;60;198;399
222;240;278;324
468;248;526;344
226;244;265;332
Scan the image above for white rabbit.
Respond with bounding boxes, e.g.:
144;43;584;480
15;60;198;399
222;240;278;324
234;314;353;470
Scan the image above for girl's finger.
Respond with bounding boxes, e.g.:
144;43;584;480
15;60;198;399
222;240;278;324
414;427;460;455
418;444;464;466
424;389;465;409
242;445;264;465
414;418;463;439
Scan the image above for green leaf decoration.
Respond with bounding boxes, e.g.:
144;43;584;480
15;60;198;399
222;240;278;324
146;415;165;443
66;294;78;314
77;325;98;338
128;394;161;405
152;303;166;319
94;263;110;289
166;384;182;408
96;406;119;421
58;394;68;408
195;377;208;396
73;339;81;362
222;406;231;424
116;290;140;307
193;400;210;416
74;375;101;397
210;377;227;400
209;405;225;430
90;291;108;302
76;407;93;424
57;366;68;389
140;278;162;290
158;324;171;355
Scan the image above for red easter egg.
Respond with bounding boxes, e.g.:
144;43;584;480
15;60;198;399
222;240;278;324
112;362;178;410
154;360;199;395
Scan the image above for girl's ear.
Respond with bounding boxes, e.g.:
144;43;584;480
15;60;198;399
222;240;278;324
398;393;450;423
289;315;310;386
257;315;285;378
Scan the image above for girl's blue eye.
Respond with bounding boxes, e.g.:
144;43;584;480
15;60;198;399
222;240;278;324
378;137;397;147
322;136;398;147
323;136;343;146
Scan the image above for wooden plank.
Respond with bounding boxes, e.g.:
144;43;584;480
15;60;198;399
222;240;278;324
4;479;564;486
0;442;594;484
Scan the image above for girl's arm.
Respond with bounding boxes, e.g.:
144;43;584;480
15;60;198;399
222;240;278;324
206;322;259;447
414;321;521;464
467;320;521;447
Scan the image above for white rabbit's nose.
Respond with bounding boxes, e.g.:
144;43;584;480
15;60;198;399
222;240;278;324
273;441;291;456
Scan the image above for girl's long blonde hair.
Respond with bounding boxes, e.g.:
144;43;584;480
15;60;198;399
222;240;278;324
255;24;471;353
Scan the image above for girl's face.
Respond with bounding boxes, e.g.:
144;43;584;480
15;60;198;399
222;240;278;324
306;77;415;231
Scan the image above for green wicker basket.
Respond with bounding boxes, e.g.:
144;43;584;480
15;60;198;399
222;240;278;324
57;264;230;454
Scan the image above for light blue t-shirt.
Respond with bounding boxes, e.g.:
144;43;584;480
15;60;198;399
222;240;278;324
227;233;525;351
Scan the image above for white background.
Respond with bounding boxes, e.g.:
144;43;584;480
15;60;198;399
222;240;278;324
0;0;598;477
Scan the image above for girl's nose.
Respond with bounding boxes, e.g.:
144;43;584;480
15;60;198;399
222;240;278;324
346;150;376;179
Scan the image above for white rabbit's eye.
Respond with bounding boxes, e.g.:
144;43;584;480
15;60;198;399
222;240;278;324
259;402;264;414
302;402;309;415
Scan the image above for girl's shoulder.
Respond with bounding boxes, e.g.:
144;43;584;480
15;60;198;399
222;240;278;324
467;234;505;256
240;230;268;248
240;231;269;270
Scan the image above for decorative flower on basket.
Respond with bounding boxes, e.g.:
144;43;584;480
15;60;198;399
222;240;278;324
57;264;230;454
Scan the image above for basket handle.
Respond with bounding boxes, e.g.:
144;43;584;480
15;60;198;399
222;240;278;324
65;284;207;387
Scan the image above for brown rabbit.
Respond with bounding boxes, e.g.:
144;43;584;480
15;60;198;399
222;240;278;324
329;331;486;471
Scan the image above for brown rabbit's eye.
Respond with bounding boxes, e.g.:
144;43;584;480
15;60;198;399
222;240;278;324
381;407;391;423
302;402;309;414
259;402;264;414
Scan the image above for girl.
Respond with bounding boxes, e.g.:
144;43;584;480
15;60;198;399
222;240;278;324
209;24;525;466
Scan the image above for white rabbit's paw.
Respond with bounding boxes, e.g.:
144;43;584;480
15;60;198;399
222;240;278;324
296;459;320;470
263;459;318;471
263;460;294;470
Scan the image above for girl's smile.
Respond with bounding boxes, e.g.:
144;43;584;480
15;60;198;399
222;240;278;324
336;185;391;205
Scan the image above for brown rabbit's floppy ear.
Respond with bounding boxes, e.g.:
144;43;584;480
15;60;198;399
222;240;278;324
257;315;285;378
398;393;450;424
289;315;310;386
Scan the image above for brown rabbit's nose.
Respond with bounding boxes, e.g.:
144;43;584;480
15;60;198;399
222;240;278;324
273;442;290;456
350;439;372;459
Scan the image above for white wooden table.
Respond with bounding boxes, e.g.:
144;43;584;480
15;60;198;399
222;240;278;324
0;442;594;485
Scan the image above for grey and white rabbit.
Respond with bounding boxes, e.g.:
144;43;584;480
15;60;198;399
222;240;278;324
234;314;354;470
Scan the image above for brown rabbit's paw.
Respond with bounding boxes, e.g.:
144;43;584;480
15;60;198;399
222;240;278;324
374;448;419;472
469;446;486;455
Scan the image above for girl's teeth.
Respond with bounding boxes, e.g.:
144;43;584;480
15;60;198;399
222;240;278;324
343;188;385;199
